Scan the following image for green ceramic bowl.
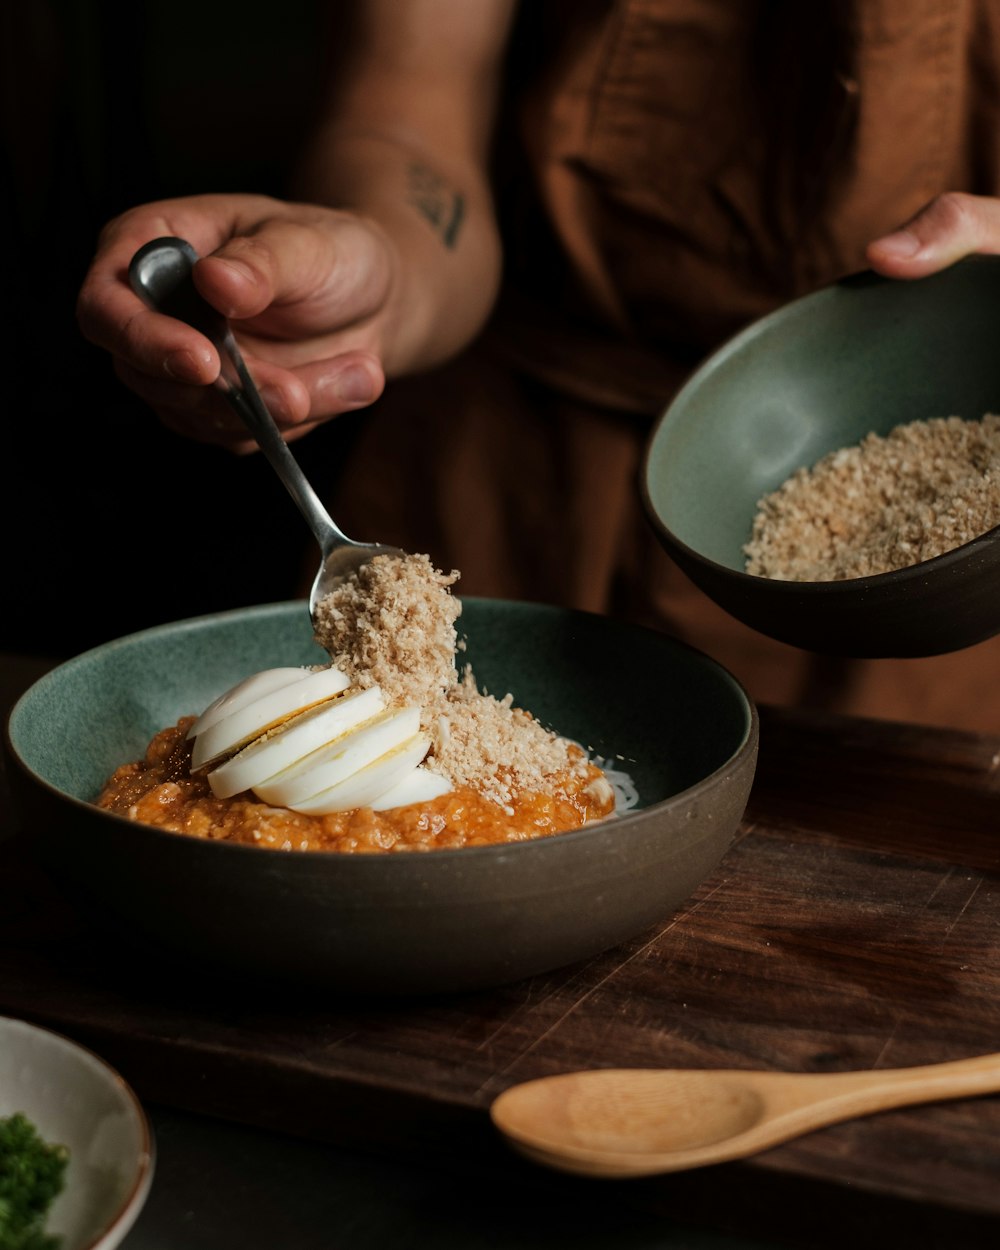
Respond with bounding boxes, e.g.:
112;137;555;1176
642;256;1000;658
4;599;757;996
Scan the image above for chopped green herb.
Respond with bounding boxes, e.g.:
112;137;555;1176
0;1113;69;1250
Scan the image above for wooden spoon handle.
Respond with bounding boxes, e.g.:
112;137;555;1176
759;1052;1000;1123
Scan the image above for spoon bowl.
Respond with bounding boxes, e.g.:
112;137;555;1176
128;237;402;619
490;1053;1000;1177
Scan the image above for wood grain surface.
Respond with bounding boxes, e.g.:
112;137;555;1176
4;677;1000;1248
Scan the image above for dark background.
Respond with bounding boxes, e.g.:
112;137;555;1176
2;1;364;658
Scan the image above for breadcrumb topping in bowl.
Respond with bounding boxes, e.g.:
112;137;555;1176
643;256;1000;658
313;552;593;806
743;414;1000;582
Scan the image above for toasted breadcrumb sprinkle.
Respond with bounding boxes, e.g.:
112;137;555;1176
312;553;461;707
743;414;1000;581
312;553;587;805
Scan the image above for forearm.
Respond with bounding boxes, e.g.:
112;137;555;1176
294;122;503;375
75;0;520;446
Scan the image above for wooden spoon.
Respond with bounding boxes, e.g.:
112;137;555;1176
490;1055;1000;1178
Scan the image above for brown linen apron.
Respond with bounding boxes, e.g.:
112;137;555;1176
328;0;1000;733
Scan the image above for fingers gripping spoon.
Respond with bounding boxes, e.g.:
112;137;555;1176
128;236;402;623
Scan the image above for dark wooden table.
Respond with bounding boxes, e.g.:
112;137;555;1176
4;652;1000;1248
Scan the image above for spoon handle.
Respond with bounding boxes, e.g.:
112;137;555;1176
127;236;348;554
212;322;349;553
758;1051;1000;1123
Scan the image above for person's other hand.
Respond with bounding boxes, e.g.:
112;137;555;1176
76;194;389;449
866;192;1000;280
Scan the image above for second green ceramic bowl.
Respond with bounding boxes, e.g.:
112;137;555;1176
642;256;1000;658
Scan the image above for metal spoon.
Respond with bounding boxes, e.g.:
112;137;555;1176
490;1053;1000;1178
128;236;402;621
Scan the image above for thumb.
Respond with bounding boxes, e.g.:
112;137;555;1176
866;192;1000;278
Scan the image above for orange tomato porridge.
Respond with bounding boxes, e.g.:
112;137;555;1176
96;716;615;853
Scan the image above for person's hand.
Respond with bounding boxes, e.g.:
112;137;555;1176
866;192;1000;280
76;194;390;450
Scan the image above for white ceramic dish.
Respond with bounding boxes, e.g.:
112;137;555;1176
0;1016;154;1250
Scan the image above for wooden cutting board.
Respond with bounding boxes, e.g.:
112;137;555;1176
3;703;1000;1248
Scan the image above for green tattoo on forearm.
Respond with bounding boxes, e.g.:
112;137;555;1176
407;162;465;248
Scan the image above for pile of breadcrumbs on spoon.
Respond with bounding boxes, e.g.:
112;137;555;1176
312;552;597;810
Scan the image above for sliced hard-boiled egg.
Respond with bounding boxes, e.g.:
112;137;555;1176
187;667;315;739
206;685;386;799
191;665;351;771
288;731;433;814
189;662;455;815
369;764;452;811
252;705;422;808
